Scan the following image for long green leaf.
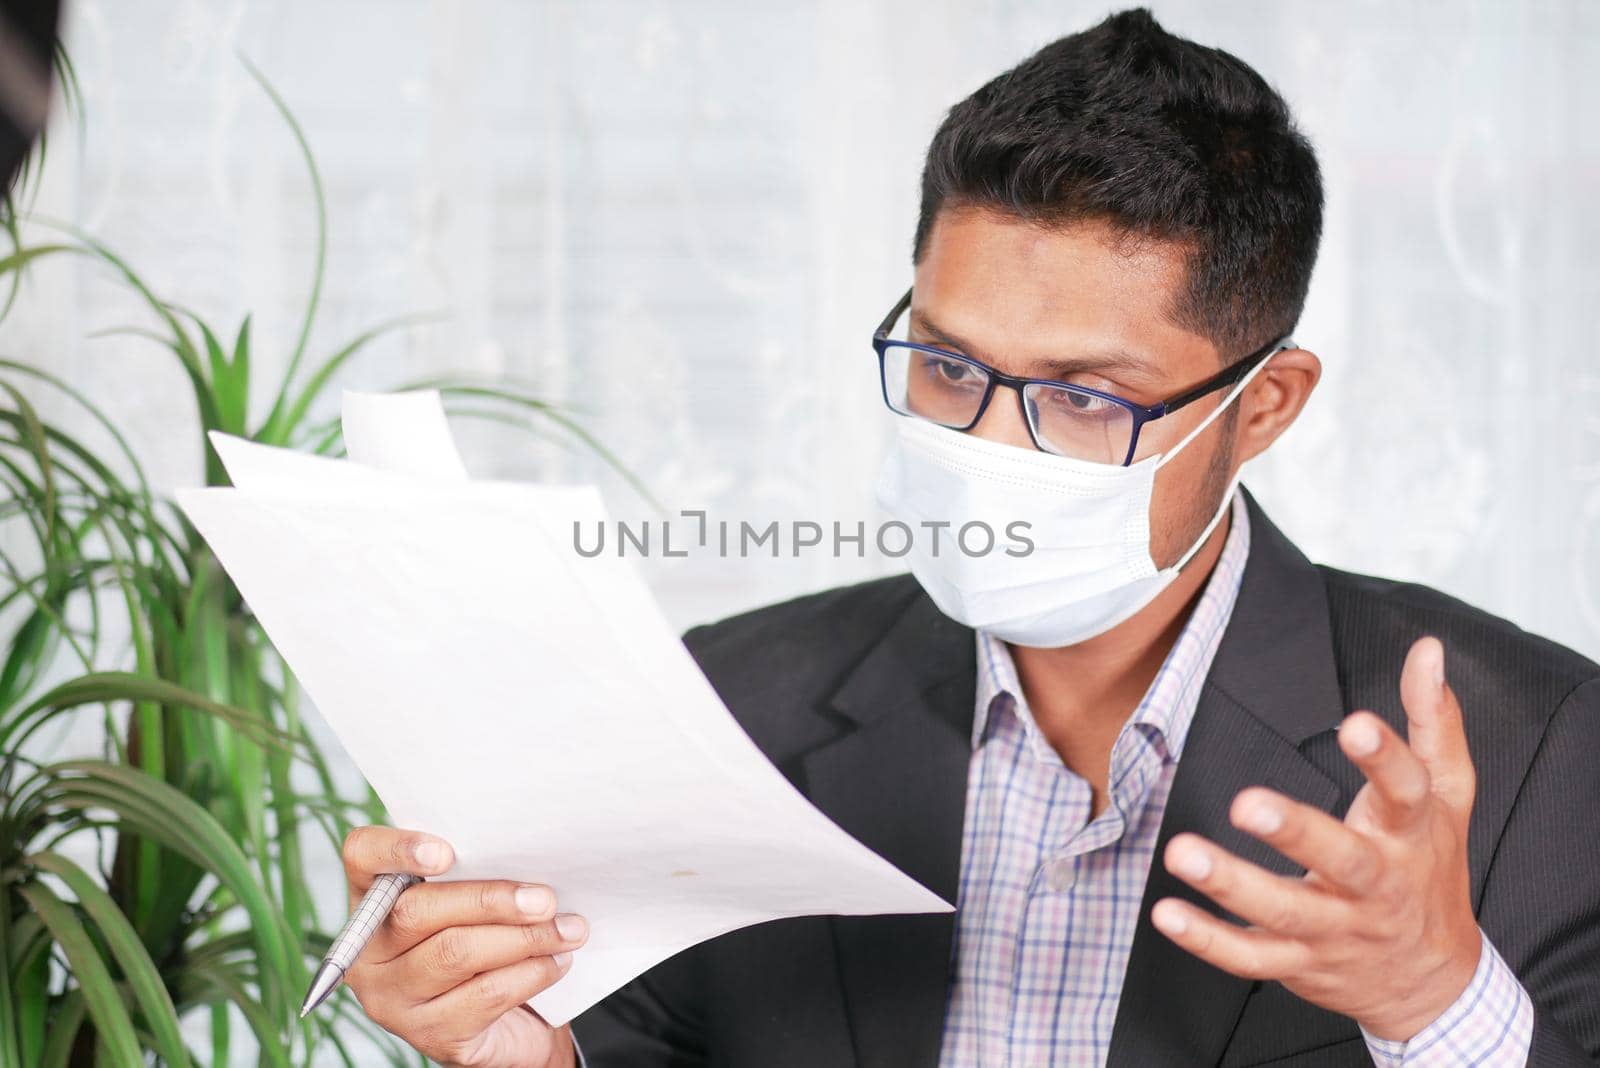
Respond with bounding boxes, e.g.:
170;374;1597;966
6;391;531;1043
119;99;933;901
210;1001;229;1068
36;992;84;1068
16;882;145;1066
0;887;18;1068
0;381;55;539
0;356;161;507
4;671;299;756
28;852;194;1068
232;314;252;435
0;243;72;276
0;210;23;322
12;924;48;1067
178;963;291;1068
41;762;305;1009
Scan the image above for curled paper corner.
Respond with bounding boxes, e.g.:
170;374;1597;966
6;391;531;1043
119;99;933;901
340;388;470;481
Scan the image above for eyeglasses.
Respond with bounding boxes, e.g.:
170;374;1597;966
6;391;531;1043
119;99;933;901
872;286;1296;466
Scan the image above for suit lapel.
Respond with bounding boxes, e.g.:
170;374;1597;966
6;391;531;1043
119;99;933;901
1106;489;1352;1066
1103;686;1343;1065
799;591;976;1067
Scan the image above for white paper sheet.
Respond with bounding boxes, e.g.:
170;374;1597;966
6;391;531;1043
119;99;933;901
176;391;950;1027
341;388;470;480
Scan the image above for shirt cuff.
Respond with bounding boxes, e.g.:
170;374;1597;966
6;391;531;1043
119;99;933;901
1359;925;1533;1066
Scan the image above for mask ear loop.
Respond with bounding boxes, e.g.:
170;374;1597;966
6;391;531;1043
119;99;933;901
1168;467;1247;573
1152;344;1290;572
1152;345;1285;472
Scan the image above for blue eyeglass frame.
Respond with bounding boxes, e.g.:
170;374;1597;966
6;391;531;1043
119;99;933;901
872;285;1297;466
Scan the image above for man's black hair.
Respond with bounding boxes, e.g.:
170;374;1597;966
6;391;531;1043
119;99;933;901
0;0;61;201
913;6;1323;363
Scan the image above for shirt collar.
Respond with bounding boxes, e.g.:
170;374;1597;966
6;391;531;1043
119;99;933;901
971;489;1253;765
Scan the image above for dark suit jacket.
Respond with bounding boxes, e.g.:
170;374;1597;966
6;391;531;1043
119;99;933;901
571;490;1600;1066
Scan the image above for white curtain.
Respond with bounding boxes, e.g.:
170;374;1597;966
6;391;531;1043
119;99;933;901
4;1;1595;1061
11;0;1597;657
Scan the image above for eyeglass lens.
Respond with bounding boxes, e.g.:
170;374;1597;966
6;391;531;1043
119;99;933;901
880;310;1135;463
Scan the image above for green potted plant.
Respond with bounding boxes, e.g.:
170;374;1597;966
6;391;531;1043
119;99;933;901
0;54;638;1066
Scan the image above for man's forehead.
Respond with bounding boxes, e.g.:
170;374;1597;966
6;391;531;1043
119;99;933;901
918;207;1189;286
910;209;1217;379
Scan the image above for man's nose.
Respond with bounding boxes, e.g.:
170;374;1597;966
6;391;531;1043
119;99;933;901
967;382;1037;451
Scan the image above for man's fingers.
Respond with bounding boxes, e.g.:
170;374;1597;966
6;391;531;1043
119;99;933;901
1224;788;1386;898
1337;710;1431;833
1162;830;1357;940
1149;897;1307;980
1398;635;1476;813
360;879;562;960
389;916;590;1000
342;825;454;905
413;952;576;1043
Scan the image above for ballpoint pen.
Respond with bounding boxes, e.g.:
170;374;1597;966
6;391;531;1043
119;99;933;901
300;872;421;1017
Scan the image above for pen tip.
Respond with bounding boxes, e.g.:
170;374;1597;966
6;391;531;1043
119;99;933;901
299;961;346;1020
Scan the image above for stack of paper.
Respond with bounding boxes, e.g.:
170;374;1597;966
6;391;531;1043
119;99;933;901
175;390;950;1026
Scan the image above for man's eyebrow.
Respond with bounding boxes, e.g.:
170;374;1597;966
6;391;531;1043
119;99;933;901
909;308;1155;378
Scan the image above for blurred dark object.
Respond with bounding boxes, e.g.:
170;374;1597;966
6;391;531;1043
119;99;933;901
0;0;60;198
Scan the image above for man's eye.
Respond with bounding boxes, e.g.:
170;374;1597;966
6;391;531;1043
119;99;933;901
1052;388;1113;413
924;355;981;386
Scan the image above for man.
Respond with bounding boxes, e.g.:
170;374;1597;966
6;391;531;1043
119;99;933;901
340;8;1600;1066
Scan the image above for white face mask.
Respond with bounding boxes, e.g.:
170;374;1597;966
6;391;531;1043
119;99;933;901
872;357;1270;648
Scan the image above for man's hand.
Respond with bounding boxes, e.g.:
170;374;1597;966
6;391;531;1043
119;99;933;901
339;826;590;1067
1150;635;1483;1041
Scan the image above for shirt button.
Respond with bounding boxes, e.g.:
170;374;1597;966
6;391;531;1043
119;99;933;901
1047;858;1077;891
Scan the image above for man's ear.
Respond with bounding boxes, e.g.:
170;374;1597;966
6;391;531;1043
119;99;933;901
1236;348;1321;464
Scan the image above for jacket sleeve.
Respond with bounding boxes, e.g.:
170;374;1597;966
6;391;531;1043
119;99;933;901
566;946;707;1066
1478;677;1600;1066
